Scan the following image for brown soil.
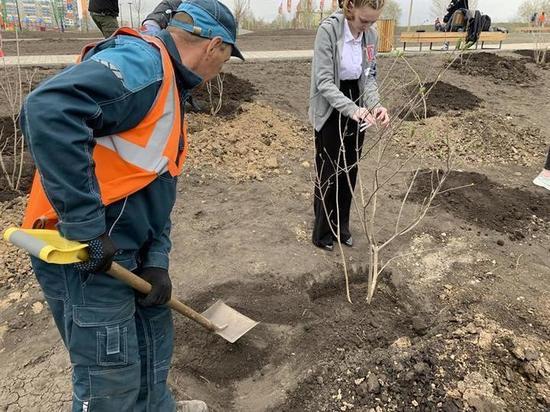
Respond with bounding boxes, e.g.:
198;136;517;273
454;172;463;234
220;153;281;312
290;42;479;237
449;52;538;84
186;102;309;181
395;109;548;167
1;51;549;411
515;49;550;65
400;81;483;120
410;170;550;240
2;28;547;56
190;73;258;118
0;29;319;56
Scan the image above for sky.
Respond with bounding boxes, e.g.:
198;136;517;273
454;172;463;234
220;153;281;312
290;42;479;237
138;0;527;25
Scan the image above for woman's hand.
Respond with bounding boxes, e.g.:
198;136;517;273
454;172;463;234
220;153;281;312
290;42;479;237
352;108;377;129
374;107;390;127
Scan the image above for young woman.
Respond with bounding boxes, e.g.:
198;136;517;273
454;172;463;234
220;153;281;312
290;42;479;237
309;0;389;251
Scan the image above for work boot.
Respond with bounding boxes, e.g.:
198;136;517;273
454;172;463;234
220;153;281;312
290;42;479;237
176;400;208;412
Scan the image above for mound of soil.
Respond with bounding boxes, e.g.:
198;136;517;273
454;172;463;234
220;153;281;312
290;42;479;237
410;171;550;240
191;72;257;117
515;49;550;65
279;314;550;412
170;270;550;411
399;81;482;120
186;102;310;181
171;270;424;407
396;109;547;166
449;52;537;84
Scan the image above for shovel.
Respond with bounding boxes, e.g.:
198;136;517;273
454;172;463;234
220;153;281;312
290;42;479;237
3;227;258;343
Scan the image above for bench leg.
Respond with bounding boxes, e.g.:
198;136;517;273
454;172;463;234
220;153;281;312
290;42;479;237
499;41;502;49
403;42;406;51
430;42;433;50
420;43;423;51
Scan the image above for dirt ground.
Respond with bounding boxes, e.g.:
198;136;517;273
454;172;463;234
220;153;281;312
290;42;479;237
1;48;549;412
1;27;550;56
0;29;320;56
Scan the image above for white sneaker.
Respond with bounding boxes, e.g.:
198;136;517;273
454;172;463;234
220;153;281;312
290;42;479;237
533;172;550;191
176;400;208;412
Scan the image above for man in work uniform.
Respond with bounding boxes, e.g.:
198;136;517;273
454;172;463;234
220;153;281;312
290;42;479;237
88;0;120;38
20;0;243;410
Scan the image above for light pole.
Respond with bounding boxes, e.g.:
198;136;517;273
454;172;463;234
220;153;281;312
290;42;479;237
14;0;22;31
407;0;413;32
128;1;133;27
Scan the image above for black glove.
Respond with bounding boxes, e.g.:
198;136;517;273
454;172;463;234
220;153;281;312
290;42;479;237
137;267;172;306
75;233;117;273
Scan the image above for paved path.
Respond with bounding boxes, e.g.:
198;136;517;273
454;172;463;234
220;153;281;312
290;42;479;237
1;42;549;67
0;50;316;66
1;37;102;42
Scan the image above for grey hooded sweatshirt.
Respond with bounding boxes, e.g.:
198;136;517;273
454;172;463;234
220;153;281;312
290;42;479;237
309;11;382;132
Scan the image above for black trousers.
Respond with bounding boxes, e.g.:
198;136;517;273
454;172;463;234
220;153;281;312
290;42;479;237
312;80;365;246
545;147;550;170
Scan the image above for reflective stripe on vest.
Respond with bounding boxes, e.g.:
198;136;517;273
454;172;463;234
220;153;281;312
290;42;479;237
95;78;176;174
22;28;187;230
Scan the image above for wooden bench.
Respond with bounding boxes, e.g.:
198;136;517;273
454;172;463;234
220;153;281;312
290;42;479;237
518;27;550;33
400;31;507;51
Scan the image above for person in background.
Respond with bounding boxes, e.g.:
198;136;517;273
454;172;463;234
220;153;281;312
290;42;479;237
533;149;550;191
88;0;119;38
141;0;183;34
443;0;469;27
531;12;538;27
539;11;546;27
309;0;390;251
440;0;468;49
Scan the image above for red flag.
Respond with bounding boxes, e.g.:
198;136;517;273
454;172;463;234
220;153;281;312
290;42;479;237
287;0;292;13
0;49;4;58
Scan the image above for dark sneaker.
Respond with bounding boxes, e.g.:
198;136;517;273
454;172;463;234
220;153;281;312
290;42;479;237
343;236;353;247
313;240;334;251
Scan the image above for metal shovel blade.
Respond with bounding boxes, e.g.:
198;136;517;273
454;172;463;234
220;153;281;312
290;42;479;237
201;300;259;343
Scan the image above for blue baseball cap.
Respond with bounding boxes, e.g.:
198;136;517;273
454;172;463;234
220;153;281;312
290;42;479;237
169;0;244;60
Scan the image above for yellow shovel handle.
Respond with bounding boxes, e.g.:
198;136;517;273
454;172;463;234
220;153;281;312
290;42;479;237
107;263;218;332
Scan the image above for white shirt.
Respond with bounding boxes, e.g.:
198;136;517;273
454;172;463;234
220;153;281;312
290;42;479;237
339;20;363;81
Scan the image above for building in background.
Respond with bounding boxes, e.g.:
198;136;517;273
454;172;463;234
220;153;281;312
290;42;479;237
0;0;80;30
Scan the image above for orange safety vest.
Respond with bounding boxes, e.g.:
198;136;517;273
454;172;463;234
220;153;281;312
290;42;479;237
22;28;188;230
